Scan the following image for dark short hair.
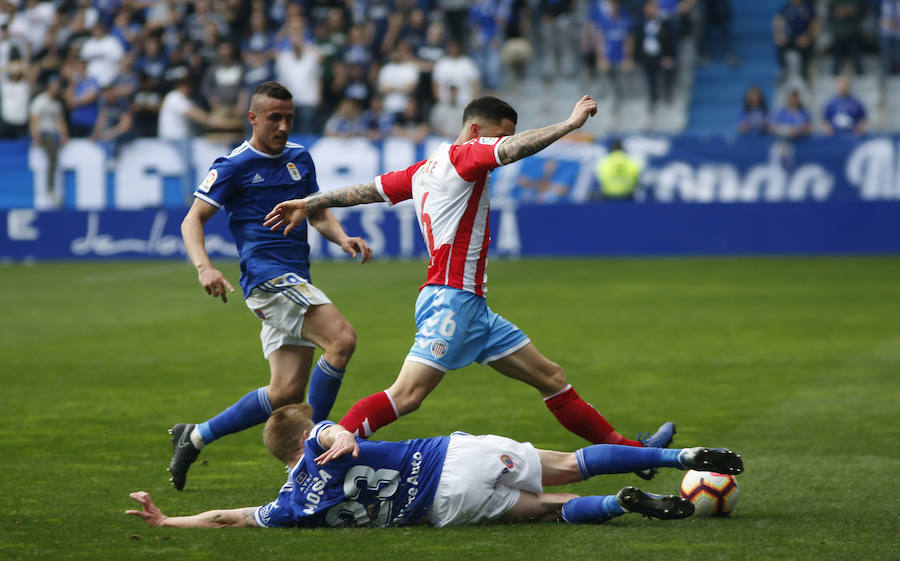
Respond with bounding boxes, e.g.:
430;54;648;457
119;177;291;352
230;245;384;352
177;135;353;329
462;96;518;126
252;81;293;102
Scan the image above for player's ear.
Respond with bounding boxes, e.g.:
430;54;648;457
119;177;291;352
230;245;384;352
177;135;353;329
248;110;256;125
469;121;480;138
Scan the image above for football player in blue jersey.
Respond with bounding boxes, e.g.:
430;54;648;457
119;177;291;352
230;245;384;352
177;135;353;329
170;81;373;491
129;404;744;528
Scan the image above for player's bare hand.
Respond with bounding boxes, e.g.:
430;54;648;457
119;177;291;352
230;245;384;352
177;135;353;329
125;491;168;526
315;430;360;465
340;236;373;264
198;266;234;303
264;199;308;236
567;95;598;130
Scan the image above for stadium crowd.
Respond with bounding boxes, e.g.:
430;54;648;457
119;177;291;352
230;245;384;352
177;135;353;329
0;1;896;151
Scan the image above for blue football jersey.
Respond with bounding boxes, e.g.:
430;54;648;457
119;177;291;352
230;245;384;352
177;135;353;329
194;141;320;298
254;422;449;528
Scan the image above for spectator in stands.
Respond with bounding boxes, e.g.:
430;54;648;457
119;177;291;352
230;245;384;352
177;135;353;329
64;58;101;138
9;0;54;53
773;0;819;82
413;21;445;107
360;95;396;140
275;25;323;135
91;84;134;157
432;38;479;106
323;97;366;138
880;0;900;78
468;1;505;94
828;0;866;75
201;41;244;116
80;22;125;87
437;0;470;43
822;74;867;135
1;60;31;139
392;97;430;143
110;6;141;52
136;34;170;84
241;9;275;55
429;83;463;139
0;23;29;69
595;140;643;201
589;0;635;99
656;0;697;40
771;89;812;138
131;72;163;138
342;62;373;106
159;76;213;202
378;40;421;117
698;0;737;66
185;0;229;43
539;0;578;81
29;75;69;206
737;85;770;135
636;0;677;107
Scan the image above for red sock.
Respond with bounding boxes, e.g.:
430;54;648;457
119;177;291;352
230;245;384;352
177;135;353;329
544;385;641;446
337;390;400;438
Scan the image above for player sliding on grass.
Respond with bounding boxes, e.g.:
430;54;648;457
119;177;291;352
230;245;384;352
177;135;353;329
265;95;675;479
127;404;744;528
171;81;373;491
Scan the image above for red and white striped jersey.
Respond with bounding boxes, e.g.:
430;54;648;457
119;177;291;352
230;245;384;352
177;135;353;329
375;136;507;297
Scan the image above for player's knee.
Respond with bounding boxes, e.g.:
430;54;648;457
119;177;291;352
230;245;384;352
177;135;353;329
327;323;357;366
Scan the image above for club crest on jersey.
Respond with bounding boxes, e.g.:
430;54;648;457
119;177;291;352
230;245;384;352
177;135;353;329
199;169;217;193
286;162;302;181
500;455;514;469
430;339;448;359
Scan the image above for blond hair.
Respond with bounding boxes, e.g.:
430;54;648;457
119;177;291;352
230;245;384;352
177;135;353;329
263;403;314;464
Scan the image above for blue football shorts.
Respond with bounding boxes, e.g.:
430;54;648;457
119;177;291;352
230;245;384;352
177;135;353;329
405;285;530;372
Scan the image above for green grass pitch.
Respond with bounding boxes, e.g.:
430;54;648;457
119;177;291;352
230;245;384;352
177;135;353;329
1;256;898;560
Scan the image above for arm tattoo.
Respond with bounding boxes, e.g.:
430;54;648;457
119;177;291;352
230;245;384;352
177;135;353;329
497;122;574;165
241;508;257;527
305;181;381;213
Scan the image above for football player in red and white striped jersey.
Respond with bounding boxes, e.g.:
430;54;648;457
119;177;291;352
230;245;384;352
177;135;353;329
265;95;675;469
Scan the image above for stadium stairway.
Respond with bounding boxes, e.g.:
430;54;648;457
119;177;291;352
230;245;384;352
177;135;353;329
686;0;782;134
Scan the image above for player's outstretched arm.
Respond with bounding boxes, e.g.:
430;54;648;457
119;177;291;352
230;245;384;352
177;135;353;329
314;424;360;466
497;95;598;166
264;181;383;236
125;491;258;528
308;208;374;264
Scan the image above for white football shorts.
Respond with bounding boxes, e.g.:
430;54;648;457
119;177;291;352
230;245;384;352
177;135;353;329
426;433;543;527
244;272;332;358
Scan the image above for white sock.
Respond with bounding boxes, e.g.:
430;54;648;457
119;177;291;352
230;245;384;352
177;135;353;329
190;426;207;450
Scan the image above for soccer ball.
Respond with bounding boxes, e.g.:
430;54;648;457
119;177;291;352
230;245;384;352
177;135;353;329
679;470;739;517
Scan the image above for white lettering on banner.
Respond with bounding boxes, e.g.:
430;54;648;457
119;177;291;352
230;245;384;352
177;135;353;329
359;207;386;256
649;155;833;203
7;210;39;240
310;137;380;191
70;211;238;257
115;139;185;209
58;140;106;209
845;138;900;200
493;201;521;256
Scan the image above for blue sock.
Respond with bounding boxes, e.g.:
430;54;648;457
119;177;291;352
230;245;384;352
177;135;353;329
574;444;683;478
198;387;273;443
561;495;625;524
307;357;344;423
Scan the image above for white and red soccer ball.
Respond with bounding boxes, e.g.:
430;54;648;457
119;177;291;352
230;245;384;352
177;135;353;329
680;470;739;517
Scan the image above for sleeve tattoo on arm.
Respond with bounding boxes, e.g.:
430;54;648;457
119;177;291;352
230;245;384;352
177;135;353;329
497;122;573;165
306;181;381;213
